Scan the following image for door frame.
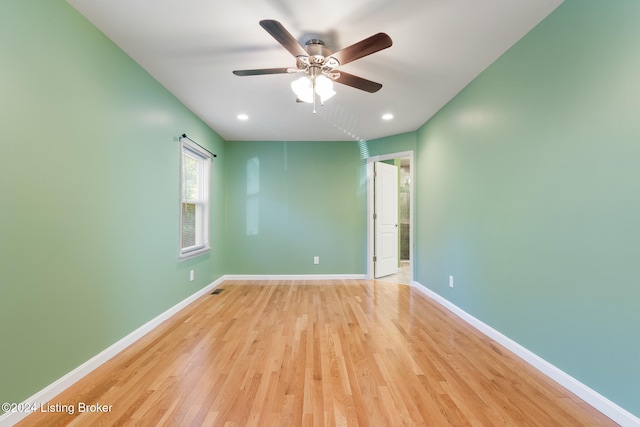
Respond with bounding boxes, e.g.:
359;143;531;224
367;150;414;282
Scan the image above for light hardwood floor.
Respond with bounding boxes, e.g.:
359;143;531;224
19;280;616;426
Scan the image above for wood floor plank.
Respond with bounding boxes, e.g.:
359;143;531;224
17;280;617;426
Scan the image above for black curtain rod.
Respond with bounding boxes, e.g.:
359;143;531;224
180;133;217;158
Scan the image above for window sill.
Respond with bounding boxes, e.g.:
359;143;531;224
179;247;210;262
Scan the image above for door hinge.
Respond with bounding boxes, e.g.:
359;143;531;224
373;256;377;262
373;213;377;220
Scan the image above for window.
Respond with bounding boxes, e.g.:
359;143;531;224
179;140;211;259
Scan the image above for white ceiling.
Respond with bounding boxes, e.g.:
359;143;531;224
66;0;563;142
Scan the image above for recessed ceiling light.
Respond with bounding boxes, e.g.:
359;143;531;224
237;114;249;121
382;113;394;120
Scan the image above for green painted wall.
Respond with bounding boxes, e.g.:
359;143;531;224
224;141;366;274
0;0;225;407
220;132;416;277
415;0;640;415
366;131;417;158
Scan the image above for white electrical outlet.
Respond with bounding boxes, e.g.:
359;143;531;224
313;256;319;265
190;270;194;281
449;275;454;288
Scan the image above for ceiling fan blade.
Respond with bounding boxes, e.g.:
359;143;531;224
334;71;383;93
328;33;392;66
233;67;290;76
259;19;308;58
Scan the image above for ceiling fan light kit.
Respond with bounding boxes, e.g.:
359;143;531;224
233;19;392;114
291;68;336;106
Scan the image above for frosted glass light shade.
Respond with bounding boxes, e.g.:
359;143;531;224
315;75;336;103
291;76;314;103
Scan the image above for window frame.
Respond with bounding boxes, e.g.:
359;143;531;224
179;139;211;260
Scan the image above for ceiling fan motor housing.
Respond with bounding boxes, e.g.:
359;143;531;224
303;39;339;69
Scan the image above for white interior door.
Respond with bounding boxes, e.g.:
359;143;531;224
374;161;398;278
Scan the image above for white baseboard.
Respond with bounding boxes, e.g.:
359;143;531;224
410;280;640;427
0;277;225;427
223;274;367;281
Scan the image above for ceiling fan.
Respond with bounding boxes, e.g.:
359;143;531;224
233;20;392;112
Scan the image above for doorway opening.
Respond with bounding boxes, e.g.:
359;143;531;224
367;151;413;284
